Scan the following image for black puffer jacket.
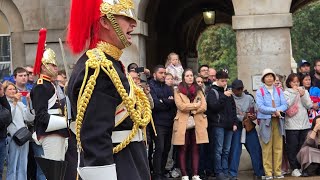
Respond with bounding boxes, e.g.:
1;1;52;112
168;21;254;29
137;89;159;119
0;96;11;138
206;85;237;130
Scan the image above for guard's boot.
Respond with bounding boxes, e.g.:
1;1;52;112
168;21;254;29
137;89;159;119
35;157;68;180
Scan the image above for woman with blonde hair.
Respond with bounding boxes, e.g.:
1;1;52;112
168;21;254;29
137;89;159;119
3;81;34;180
173;68;208;180
165;52;184;86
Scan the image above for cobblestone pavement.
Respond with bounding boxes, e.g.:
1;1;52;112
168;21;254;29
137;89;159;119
168;171;320;180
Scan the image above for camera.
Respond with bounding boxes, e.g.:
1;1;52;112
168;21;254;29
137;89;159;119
280;111;286;117
135;67;145;73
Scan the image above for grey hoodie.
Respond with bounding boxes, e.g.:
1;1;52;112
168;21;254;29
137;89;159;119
232;92;255;122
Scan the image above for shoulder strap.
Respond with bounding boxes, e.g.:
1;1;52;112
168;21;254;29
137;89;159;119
276;87;281;96
212;88;219;100
260;87;265;96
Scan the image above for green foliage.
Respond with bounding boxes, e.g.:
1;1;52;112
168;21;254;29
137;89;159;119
291;1;320;64
197;24;237;82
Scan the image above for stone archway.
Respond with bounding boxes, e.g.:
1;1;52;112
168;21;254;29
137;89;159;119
141;0;234;70
0;0;25;68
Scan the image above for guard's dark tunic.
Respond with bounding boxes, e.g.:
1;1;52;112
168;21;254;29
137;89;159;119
31;77;69;138
68;53;150;180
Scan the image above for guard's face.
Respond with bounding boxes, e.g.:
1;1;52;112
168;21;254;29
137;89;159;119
184;70;194;85
14;72;28;86
44;64;58;78
115;15;137;48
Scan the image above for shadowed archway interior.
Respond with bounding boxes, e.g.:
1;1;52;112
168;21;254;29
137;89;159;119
143;0;314;69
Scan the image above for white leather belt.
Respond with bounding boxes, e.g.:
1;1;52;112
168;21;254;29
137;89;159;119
48;109;62;115
111;129;143;144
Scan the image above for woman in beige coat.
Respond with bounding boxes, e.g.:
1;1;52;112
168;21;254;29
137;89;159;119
173;68;209;180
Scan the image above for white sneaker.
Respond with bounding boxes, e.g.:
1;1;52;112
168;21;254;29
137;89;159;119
291;169;301;177
192;175;202;180
182;176;189;180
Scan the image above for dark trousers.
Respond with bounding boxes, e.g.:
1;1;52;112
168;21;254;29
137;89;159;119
199;127;214;175
153;125;172;176
285;129;309;169
178;129;199;176
147;124;155;172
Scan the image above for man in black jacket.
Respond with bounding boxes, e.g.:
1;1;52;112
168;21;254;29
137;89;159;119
206;70;237;180
0;82;11;180
149;65;176;180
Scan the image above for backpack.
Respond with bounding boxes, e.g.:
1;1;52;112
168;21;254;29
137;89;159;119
260;87;280;97
206;87;219;101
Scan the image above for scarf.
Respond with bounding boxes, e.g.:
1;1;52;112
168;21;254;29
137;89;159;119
178;83;197;102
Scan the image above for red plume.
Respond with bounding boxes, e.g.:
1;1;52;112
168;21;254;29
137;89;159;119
67;0;102;54
33;28;47;76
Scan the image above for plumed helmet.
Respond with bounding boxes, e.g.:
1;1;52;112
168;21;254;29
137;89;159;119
67;0;137;54
33;28;58;75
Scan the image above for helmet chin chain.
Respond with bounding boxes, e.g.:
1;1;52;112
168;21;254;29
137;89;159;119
106;14;131;48
43;63;57;78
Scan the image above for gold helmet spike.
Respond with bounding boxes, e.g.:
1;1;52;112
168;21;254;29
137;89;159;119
42;48;58;66
100;0;137;22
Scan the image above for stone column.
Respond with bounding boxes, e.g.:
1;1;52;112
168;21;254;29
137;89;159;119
232;0;293;93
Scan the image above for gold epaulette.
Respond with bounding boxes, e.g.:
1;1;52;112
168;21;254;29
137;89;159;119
37;78;43;84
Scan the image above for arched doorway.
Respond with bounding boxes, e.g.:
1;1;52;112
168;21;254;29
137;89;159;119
143;0;234;69
0;11;12;80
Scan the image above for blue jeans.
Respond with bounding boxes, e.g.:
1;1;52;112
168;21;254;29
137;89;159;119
31;142;46;180
211;127;233;176
229;127;264;177
6;137;29;180
0;137;7;180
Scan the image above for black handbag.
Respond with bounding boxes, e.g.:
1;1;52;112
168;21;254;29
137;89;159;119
13;127;32;146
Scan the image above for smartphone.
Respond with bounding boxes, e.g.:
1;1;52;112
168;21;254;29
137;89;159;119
135;67;145;73
20;91;28;97
280;111;286;117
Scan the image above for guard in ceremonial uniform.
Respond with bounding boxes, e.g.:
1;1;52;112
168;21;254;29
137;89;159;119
67;0;152;180
30;28;69;180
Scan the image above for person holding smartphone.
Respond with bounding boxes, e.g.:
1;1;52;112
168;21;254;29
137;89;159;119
173;69;208;180
206;70;237;180
283;73;314;177
256;69;287;180
229;79;264;180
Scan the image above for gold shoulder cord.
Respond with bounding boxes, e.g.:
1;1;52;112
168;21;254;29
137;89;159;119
75;48;152;154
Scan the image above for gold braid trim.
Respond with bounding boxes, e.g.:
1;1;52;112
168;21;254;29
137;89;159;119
75;47;152;154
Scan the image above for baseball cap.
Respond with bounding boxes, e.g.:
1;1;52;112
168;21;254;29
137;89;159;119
232;79;244;89
299;59;311;67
